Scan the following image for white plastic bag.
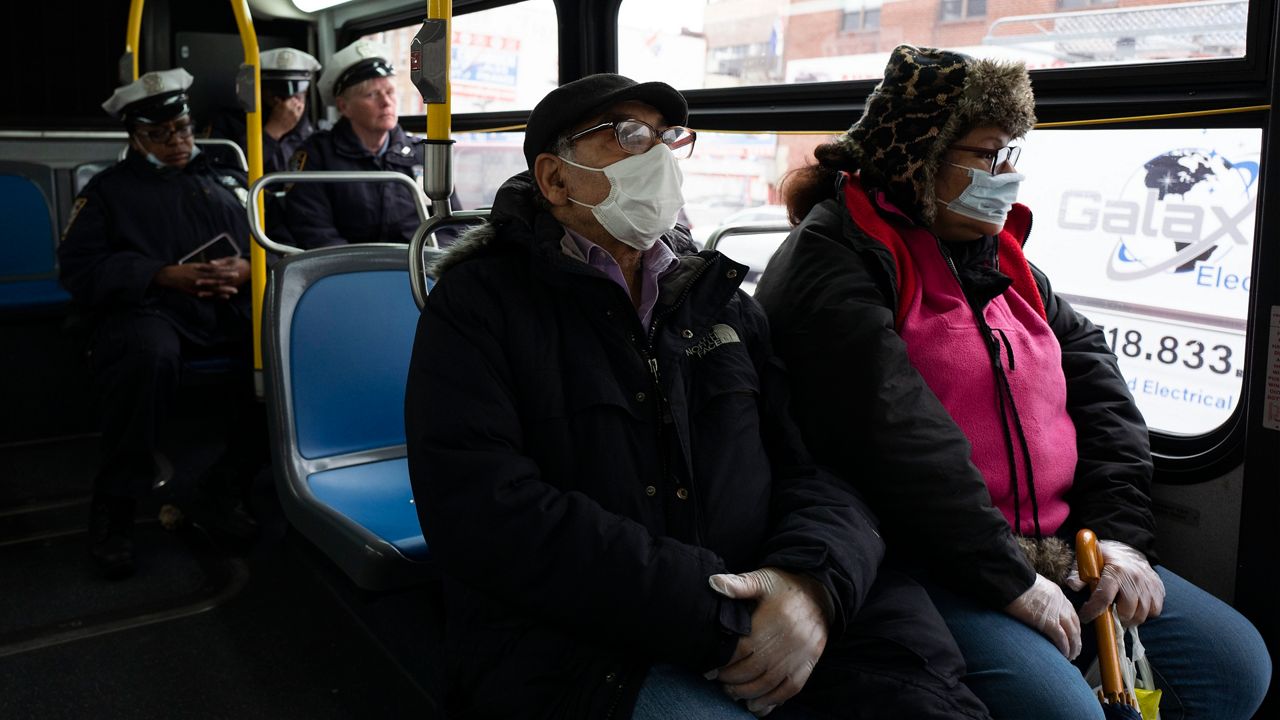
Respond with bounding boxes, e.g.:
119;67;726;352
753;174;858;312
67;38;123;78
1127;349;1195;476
1085;620;1161;720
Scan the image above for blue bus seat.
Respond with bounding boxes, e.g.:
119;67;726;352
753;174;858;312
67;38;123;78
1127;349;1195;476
264;243;440;590
0;164;71;310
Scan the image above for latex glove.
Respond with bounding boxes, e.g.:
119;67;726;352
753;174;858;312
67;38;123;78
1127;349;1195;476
707;568;830;717
1066;539;1165;626
1004;573;1081;660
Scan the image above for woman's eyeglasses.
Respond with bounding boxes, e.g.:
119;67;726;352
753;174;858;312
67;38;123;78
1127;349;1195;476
950;144;1022;174
135;121;195;144
568;118;697;159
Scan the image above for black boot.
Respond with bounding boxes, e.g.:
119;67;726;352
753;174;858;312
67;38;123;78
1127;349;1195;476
190;456;259;552
89;496;135;580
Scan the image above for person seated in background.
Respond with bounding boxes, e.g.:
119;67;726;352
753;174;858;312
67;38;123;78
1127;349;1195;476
208;47;321;173
59;69;263;579
283;39;425;249
754;44;1270;720
404;72;992;720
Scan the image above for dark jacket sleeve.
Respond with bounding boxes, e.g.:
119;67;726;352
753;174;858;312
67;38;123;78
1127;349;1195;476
283;144;347;249
1033;266;1159;562
739;293;886;633
57;184;166;308
755;200;1035;608
405;265;749;671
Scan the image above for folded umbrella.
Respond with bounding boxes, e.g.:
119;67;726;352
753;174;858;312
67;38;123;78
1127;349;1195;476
1076;528;1143;720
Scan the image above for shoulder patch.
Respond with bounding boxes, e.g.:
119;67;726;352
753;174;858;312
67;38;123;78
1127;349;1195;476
685;324;741;358
290;149;307;172
62;197;88;240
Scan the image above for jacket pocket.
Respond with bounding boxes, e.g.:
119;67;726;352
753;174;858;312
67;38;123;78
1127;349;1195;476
689;333;760;413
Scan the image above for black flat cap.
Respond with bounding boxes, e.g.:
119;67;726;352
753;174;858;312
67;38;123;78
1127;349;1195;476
522;73;688;168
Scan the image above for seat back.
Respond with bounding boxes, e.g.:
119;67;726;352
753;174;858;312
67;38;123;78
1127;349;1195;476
0;162;71;310
264;243;440;590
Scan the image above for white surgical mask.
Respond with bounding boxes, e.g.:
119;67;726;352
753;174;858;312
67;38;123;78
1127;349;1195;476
560;144;685;251
938;163;1024;225
144;143;201;169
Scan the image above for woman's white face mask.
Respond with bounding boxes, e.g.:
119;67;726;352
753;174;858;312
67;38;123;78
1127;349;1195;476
560;143;686;251
938;163;1025;226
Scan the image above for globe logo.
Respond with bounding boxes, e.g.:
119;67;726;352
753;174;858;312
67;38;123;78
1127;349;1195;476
1106;148;1258;280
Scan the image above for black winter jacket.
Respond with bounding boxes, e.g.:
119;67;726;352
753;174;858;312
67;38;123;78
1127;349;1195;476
57;151;251;344
404;173;886;719
755;190;1157;609
284;118;423;248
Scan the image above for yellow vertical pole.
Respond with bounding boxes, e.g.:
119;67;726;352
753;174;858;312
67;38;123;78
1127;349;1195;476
426;0;452;140
126;0;145;80
229;0;266;382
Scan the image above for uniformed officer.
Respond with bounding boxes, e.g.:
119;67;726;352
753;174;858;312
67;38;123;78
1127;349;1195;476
209;47;321;173
283;39;426;248
58;69;259;579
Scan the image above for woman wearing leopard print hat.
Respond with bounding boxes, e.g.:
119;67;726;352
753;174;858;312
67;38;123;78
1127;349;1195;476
756;44;1269;720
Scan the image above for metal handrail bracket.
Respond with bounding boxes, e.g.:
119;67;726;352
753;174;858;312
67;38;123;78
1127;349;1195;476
246;171;430;256
704;222;793;252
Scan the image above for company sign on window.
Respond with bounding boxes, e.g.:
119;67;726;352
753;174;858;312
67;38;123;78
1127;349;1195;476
1018;128;1259;435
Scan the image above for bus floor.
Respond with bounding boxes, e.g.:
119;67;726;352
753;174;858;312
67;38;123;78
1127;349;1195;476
0;433;446;719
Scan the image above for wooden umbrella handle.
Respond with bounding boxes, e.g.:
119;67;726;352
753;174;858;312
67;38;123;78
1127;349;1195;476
1076;528;1134;706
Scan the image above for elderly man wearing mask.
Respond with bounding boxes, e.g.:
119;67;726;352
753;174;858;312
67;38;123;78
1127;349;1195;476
403;73;993;720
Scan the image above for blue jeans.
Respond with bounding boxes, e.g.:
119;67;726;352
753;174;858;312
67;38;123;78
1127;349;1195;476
925;567;1270;720
633;664;825;720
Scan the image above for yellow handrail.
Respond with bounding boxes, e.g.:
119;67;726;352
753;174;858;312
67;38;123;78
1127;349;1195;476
228;0;267;385
126;0;144;80
426;0;451;140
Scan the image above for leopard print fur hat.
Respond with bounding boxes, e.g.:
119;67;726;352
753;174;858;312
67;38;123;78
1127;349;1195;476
840;45;1036;227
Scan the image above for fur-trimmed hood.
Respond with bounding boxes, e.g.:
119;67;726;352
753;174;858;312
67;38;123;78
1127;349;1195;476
840;45;1036;227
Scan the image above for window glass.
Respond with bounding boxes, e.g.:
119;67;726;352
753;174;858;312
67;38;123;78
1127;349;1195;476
680;132;831;246
451;131;528;209
1017;127;1258;435
359;0;559;118
619;0;1249;88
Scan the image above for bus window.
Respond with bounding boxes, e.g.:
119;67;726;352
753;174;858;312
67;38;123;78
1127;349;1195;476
618;0;1250;88
359;0;559;118
1017;127;1259;436
681;131;832;246
452;131;527;210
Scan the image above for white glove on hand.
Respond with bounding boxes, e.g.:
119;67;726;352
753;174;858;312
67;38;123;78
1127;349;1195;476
1066;539;1165;626
706;567;830;717
1004;573;1082;660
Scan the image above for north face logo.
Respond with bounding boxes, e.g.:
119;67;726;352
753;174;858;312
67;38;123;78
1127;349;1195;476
684;324;740;358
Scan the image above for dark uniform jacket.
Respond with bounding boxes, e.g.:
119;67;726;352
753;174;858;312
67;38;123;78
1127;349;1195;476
404;173;920;719
284;117;422;249
755;187;1157;609
58;150;251;345
209;109;315;173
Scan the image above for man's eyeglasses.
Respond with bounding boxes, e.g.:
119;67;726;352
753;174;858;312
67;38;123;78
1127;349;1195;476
135;121;195;144
568;119;697;159
950;144;1022;174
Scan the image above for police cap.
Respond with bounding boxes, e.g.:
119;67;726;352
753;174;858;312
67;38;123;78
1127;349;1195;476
318;40;394;106
259;48;321;97
102;68;194;124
